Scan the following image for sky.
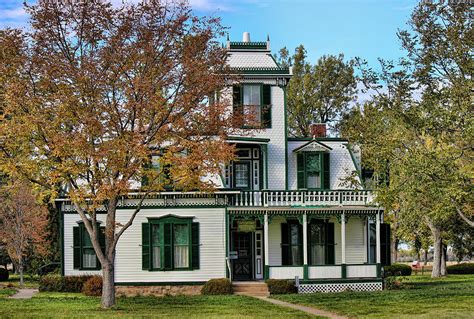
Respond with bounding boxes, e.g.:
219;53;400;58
0;0;419;69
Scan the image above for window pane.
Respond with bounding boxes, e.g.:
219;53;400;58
290;224;299;245
243;105;261;126
291;246;302;265
82;229;92;247
83;248;97;268
174;224;189;268
152;224;161;269
307;173;321;188
311;245;326;265
243;85;261;105
306;154;320;172
235;163;249;188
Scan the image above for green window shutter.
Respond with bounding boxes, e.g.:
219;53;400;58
191;222;200;269
73;226;81;269
163;223;173;270
96;226;106;270
380;223;391;266
297;223;303;265
142;223;150;270
262;85;272;128
281;223;289;266
325;223;335;265
297;153;305;189
323;152;330;189
262;104;272;128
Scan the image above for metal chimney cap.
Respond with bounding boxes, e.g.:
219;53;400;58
242;32;250;42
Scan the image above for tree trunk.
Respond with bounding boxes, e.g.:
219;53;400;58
101;261;115;308
19;262;24;288
430;225;442;278
391;237;399;263
424;249;428;266
440;243;447;276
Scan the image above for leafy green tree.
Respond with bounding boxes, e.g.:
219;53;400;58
276;46;357;136
342;2;472;277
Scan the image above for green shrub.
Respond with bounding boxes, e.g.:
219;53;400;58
0;268;9;281
447;263;474;275
201;278;232;295
265;279;296;295
39;275;93;292
82;276;102;296
384;263;412;277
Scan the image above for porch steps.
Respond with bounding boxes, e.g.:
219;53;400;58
232;282;269;297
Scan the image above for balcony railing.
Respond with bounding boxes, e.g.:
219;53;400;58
230;190;374;207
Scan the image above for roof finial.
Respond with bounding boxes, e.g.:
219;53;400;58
267;34;270;41
266;34;271;50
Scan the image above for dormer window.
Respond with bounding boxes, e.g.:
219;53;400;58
294;140;332;190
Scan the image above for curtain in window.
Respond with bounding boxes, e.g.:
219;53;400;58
243;85;260;105
82;230;97;268
290;224;302;265
235;163;249;188
174;224;189;268
152;224;161;269
310;223;326;265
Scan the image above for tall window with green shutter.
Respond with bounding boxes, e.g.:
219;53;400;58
297;152;330;189
308;220;335;265
142;216;199;271
73;223;105;270
233;84;272;128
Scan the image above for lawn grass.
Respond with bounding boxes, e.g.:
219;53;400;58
273;275;474;319
2;274;40;289
0;292;317;318
0;287;17;298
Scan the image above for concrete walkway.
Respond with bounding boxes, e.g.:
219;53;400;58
9;289;39;299
255;296;348;319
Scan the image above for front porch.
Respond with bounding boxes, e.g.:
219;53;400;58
227;207;386;284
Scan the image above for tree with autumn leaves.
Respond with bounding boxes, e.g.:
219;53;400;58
0;0;236;308
0;180;50;287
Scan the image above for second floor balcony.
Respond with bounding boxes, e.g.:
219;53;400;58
230;189;374;207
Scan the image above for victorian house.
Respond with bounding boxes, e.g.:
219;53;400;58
59;32;390;294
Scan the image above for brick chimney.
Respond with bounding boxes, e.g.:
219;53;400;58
310;123;327;138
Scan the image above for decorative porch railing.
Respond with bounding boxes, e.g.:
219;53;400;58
231;190;374;207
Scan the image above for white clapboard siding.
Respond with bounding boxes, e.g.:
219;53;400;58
268;216;284;266
269;267;304;280
347;264;377;278
64;208;226;283
308;266;342;279
335;217;366;265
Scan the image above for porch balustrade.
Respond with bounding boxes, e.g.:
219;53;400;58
268;264;378;280
232;190;374;207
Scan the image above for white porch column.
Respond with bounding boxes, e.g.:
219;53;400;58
376;211;381;264
341;212;346;264
264;213;269;279
303;214;308;265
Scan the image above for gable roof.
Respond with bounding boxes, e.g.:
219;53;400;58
293;140;332;153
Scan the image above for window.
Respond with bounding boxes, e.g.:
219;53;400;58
142;216;199;271
281;221;303;266
232;85;272;128
308;221;335;265
234;162;250;189
73;223;105;270
297;152;330;189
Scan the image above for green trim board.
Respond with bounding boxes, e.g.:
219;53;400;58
115;281;206;286
299;278;383;284
229;42;267;49
226;137;270;143
58;202;65;276
293;140;333;152
283;86;289;190
230;67;290;75
288;137;348;142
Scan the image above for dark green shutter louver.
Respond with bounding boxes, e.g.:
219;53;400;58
142;223;150;270
73;226;81;269
297;223;303;265
163;223;173;270
191;223;200;269
323;152;330;189
233;85;243;127
325;223;335;264
262;85;272;128
281;223;289;265
380;223;391;266
297;153;305;189
97;226;106;270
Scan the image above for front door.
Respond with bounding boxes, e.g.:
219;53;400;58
232;232;253;280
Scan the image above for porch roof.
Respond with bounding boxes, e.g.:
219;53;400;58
228;206;382;215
